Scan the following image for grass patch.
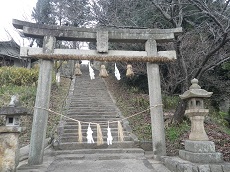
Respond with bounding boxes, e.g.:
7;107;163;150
209;107;229;129
162;94;179;110
166;120;190;142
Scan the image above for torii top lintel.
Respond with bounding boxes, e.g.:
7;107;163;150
13;19;182;43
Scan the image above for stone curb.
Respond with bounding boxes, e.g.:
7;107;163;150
19;138;51;162
162;156;230;172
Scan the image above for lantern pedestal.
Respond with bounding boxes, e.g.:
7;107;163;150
185;109;209;141
0;126;22;172
179;140;223;163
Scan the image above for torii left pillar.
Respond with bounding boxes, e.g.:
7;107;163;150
28;36;55;165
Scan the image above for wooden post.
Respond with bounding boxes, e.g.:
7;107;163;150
145;39;166;160
28;36;55;165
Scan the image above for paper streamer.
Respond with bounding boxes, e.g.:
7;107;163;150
107;122;113;145
78;121;82;143
88;62;95;80
114;63;121;80
86;123;94;143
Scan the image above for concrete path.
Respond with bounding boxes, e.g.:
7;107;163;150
17;147;170;172
46;159;153;172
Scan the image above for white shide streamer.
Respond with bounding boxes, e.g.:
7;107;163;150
107;122;113;145
114;63;121;80
88;62;95;80
87;123;94;143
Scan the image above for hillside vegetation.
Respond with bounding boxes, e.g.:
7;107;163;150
0;66;229;161
0;66;70;147
104;75;230;162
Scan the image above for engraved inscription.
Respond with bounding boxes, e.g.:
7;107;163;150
97;30;108;53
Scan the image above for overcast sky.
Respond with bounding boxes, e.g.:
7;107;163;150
0;0;37;45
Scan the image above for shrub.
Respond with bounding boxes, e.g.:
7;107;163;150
0;67;39;86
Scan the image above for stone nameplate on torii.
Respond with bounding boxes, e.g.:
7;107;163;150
12;19;182;165
97;30;108;53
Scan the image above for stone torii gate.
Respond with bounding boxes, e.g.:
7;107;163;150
13;19;182;165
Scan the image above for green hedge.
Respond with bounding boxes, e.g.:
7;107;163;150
0;67;39;86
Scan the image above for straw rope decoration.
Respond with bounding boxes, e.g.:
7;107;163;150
31;54;174;63
34;104;162;144
117;121;124;142
97;123;104;145
78;121;83;143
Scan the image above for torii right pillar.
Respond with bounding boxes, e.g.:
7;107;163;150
146;39;166;160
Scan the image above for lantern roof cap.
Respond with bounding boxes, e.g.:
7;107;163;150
0;107;30;116
179;78;213;99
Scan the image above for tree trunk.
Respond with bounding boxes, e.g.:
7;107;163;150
173;36;189;123
173;99;187;123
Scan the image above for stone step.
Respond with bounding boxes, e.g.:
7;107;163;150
70;101;114;104
69;104;115;107
71;94;110;97
72;90;109;93
60;136;132;142
67;111;118;115
63;119;121;125
71;99;111;102
63;118;119;122
67;109;118;113
55;152;145;161
62;128;129;137
73;89;108;92
56;141;137;150
68;105;116;108
62;123;119;128
63;128;127;134
65;115;119;119
69;103;115;107
54;148;144;155
70;102;114;105
67;104;117;111
70;99;113;102
73;90;108;92
62;130;129;135
63;127;120;131
71;95;111;98
70;97;113;100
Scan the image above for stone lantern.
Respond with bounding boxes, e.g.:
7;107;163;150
0;95;30;171
179;79;223;163
179;78;212;141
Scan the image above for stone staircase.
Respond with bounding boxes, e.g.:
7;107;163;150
17;64;170;172
56;64;136;150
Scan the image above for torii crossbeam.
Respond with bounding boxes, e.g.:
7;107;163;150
13;19;182;165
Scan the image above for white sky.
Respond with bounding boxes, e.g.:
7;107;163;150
0;0;37;46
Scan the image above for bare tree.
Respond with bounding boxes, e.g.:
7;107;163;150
150;0;230;122
31;0;230;122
